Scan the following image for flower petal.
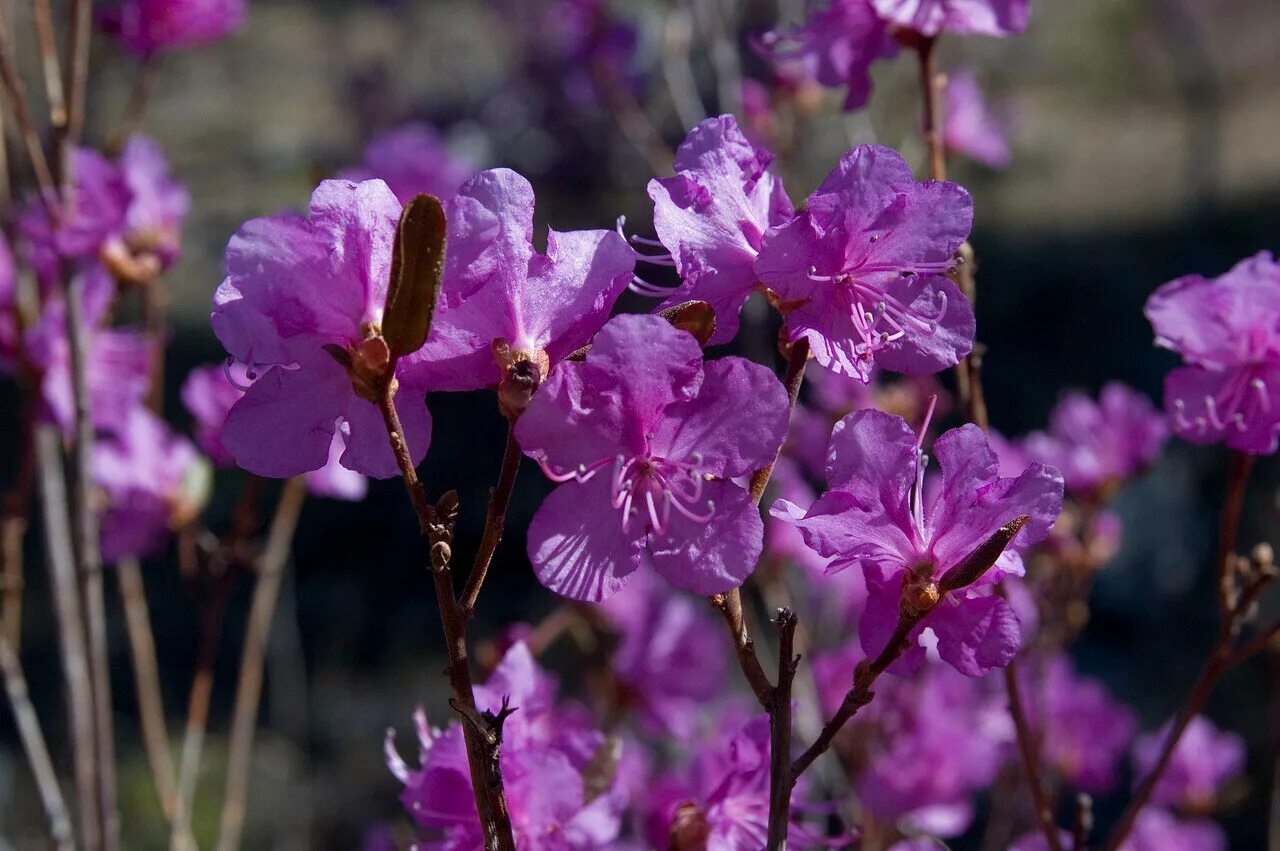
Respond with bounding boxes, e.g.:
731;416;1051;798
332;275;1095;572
649;480;761;595
340;387;431;479
931;593;1021;677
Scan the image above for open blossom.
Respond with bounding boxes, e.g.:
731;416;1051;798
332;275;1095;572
598;571;728;738
19;148;130;281
773;409;1063;676
181;363;367;500
943;70;1011;169
338;123;475;205
212;178;431;479
1146;251;1280;454
755;145;975;381
758;0;897;111
1021;382;1167;497
92;407;208;562
871;0;1030;36
516;314;789;601
386;642;625;849
1021;654;1137;794
638;115;794;345
118;135;191;270
97;0;245;54
401;169;634;405
1132;715;1245;809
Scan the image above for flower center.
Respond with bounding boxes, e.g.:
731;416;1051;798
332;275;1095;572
537;450;715;534
807;263;950;365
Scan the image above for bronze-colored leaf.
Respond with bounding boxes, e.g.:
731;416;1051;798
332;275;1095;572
658;300;717;346
383;194;447;358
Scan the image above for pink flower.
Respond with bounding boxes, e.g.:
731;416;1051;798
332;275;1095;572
338;123;475;205
637;115;794;345
1146;251;1280;454
1132;715;1245;810
515;314;790;601
943;70;1011;169
401;169;634;402
871;0;1030;37
97;0;245;55
1021;382;1167;497
755;145;974;380
212;179;431;479
758;0;897;111
772;409;1063;676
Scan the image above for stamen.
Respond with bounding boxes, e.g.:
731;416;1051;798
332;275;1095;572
917;394;938;449
384;729;411;783
1253;377;1270;412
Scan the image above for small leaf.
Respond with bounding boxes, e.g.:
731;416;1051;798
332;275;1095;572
658;300;717;346
384;194;447;358
938;515;1030;593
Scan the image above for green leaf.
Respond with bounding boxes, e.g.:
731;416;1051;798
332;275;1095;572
383;194;447;358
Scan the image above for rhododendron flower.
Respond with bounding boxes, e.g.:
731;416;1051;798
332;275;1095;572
118;135;191;269
1022;654;1137;794
338;123;475;205
758;0;897;111
386;642;625;849
1012;808;1224;851
93;407;208;562
817;659;1011;836
871;0;1030;37
943;70;1011;169
1021;382;1167;497
401;169;634;404
772;409;1063;676
516;314;789;601
97;0;245;55
19;148;130;280
181;363;367;500
1133;715;1245;809
755;145;975;380
1146;251;1280;454
599;571;728;738
212;178;431;479
637;115;794;345
24;293;151;438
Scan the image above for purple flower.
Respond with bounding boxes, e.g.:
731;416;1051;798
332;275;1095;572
772;409;1063;676
19;148;130;281
338;123;475;205
1012;809;1225;851
943;70;1011;169
758;0;897;111
516;314;790;601
598;571;728;738
401;169;634;404
24;289;151;438
842;661;1012;836
871;0;1030;37
118;135;191;269
92;407;207;562
385;642;626;849
96;0;245;55
638;115;794;345
181;363;367;501
1132;715;1245;809
1022;654;1137;794
1021;382;1167;498
1145;251;1280;454
755;145;975;381
211;178;432;479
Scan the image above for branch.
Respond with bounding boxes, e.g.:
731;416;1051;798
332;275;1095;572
214;476;307;851
766;608;799;850
1216;451;1253;620
0;631;74;850
748;338;810;504
710;590;774;708
0;8;57;199
1003;659;1063;851
375;382;516;851
459;422;522;612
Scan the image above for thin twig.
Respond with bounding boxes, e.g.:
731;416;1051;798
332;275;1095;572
1;408;34;648
1003;659;1063;851
766;608;798;850
35;423;101;850
748;338;810;504
0;631;75;850
1216;451;1254;620
214;476;307;851
459;423;522;613
374;382;516;851
117;556;179;820
61;0;93;175
109;53;160;151
0;7;57;198
710;590;774;707
31;0;67;129
916;37;946;183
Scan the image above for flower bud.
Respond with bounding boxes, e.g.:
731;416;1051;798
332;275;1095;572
938;515;1030;593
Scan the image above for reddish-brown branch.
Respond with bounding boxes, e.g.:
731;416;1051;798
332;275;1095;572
1216;451;1254;620
916;37;947;182
766;609;799;850
460;423;522;613
0;9;57;199
748;338;810;504
375;382;515;851
1003;660;1063;851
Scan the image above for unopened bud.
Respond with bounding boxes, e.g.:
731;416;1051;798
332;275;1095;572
430;541;451;569
938;515;1030;593
493;340;548;419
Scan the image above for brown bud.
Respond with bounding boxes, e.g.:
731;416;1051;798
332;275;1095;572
938;515;1030;593
493;340;549;420
667;802;711;851
430;540;452;570
658;300;717;347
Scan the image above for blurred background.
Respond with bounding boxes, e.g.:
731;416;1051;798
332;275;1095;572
2;0;1280;847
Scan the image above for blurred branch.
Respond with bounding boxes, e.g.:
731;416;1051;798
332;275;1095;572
0;7;57;199
459;423;522;612
117;556;179;821
0;631;75;851
214;477;306;851
661;7;706;131
31;0;66;129
1004;659;1063;851
109;53;160;151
